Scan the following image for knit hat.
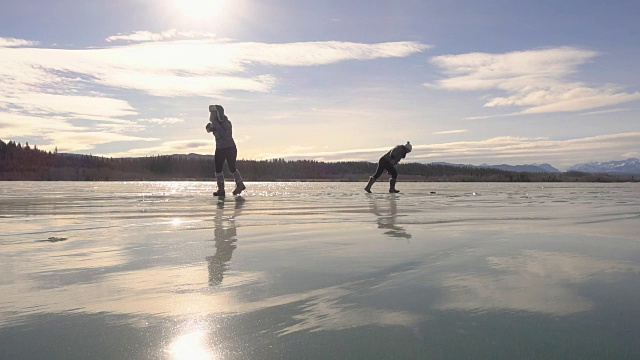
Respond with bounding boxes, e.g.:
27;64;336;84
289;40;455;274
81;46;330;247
208;105;225;115
404;141;412;152
209;105;225;122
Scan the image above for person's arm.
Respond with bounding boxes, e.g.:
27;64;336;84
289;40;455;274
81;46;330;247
209;118;224;134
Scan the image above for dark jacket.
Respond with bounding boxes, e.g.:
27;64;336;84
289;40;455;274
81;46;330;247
382;145;408;165
208;113;236;150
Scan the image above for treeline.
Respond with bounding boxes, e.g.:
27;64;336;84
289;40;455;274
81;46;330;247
0;139;636;182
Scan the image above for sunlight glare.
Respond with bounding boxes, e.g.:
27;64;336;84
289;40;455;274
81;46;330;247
167;329;216;360
173;0;224;20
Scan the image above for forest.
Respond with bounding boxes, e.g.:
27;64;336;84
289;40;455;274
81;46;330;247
0;139;636;182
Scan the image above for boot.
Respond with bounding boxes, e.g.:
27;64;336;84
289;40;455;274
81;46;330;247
231;170;246;195
364;177;376;193
233;181;246;195
389;178;400;193
213;181;225;197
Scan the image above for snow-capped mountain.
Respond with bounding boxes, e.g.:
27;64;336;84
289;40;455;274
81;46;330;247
480;163;560;173
433;162;560;173
568;158;640;174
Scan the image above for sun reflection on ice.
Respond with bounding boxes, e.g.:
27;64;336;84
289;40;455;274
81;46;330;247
167;329;217;360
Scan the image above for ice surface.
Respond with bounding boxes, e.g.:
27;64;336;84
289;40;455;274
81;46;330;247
1;181;639;359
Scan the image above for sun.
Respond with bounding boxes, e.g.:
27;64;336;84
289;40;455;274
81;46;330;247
173;0;224;20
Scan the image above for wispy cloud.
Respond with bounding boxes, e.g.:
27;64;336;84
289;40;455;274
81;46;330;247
259;145;393;162
429;47;640;115
247;132;640;169
138;117;185;125
0;36;39;47
100;139;213;158
580;107;630;116
0;113;156;152
1;38;430;102
0;35;430;152
412;132;640;168
105;29;219;43
2;92;137;120
433;129;467;135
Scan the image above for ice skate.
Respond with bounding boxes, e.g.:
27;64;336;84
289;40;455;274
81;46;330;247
364;177;376;193
389;178;400;193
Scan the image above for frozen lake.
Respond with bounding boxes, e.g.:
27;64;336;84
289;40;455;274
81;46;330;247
1;181;639;359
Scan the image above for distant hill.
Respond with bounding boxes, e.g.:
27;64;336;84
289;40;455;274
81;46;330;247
434;162;559;173
531;163;560;173
568;158;640;174
1;139;637;182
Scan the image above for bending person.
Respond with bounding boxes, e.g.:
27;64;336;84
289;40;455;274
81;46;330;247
365;141;412;193
206;104;246;197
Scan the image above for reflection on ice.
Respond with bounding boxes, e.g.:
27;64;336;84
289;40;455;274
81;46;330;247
438;250;640;315
1;182;639;358
369;195;412;240
278;282;424;336
207;197;244;286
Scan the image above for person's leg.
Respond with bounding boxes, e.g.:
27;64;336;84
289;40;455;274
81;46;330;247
214;149;226;196
364;176;376;193
387;166;399;193
225;147;237;173
372;158;387;180
226;147;246;195
365;158;386;192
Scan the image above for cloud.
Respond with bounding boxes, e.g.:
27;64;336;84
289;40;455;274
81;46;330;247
1;39;429;102
0;112;156;152
580;107;630;116
2;92;137;120
241;41;431;67
259;145;393;162
0;36;429;152
411;132;640;168
251;132;640;169
0;113;82;136
0;37;39;47
101;139;213;157
433;129;467;135
50;132;158;153
429;47;640;114
138;117;185;125
105;29;219;43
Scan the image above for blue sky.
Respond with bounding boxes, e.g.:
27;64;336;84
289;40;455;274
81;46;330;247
1;0;639;169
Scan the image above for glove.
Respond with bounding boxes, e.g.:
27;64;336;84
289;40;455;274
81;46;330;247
205;123;213;133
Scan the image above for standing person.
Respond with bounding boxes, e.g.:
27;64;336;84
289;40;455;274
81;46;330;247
206;105;246;197
364;141;412;193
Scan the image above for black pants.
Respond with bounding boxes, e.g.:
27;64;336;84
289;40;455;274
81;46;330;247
215;146;238;173
372;157;397;179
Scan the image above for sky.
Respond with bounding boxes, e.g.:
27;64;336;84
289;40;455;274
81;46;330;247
0;0;639;170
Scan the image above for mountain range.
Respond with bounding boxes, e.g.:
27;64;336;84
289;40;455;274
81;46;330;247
568;158;640;174
433;162;560;173
75;151;640;175
435;158;640;174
